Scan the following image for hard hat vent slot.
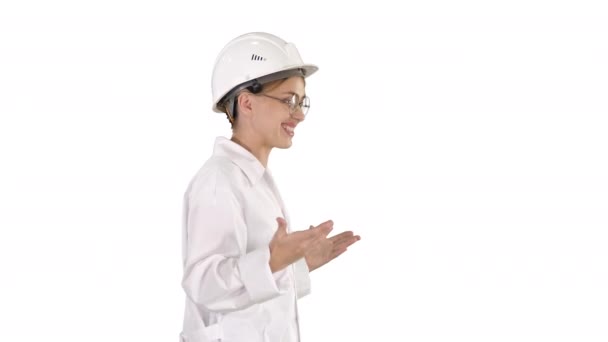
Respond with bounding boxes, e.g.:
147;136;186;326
251;54;267;61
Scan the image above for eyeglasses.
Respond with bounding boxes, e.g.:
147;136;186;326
256;93;310;116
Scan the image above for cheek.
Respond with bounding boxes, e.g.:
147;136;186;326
266;111;285;129
254;110;282;134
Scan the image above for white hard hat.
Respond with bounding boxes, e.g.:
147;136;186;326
211;32;318;113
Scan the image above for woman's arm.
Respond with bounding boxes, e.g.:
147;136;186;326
181;182;286;314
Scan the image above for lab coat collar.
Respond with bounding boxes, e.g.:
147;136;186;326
213;136;266;185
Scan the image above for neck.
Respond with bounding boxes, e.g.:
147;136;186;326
230;133;271;168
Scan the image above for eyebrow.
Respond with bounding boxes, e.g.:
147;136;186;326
280;91;306;98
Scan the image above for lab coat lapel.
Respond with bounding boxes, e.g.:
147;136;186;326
265;170;292;233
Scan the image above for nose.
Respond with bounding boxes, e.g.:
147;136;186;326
291;108;306;121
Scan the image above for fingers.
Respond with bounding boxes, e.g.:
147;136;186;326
330;233;360;258
330;247;348;260
329;235;360;260
329;232;357;252
304;221;363;254
335;234;360;250
291;226;327;246
329;231;354;244
310;220;333;237
308;222;361;247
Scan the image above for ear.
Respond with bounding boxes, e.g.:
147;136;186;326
236;92;254;118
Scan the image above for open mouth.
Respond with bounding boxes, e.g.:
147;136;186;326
281;124;294;137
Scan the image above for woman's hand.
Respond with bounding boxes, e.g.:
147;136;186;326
268;218;333;273
305;221;361;272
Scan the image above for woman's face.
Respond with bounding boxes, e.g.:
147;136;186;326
250;76;306;150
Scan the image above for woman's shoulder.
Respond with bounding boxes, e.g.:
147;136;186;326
186;156;247;197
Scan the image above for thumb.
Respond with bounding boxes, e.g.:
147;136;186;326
275;217;288;237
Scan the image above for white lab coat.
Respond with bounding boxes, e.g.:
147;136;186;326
180;137;311;342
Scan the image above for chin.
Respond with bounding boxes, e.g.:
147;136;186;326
276;142;293;149
275;137;293;149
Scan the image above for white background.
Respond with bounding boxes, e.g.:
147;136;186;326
1;1;607;341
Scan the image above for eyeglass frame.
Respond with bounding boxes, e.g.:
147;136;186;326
255;93;311;116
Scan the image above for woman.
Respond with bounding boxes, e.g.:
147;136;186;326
180;32;360;342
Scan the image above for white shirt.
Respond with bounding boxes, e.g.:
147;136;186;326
180;137;311;342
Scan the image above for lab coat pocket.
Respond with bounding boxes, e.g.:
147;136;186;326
221;305;270;342
179;323;223;342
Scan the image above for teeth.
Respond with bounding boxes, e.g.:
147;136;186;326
282;124;294;133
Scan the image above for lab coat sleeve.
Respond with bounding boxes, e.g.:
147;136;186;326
181;181;288;314
293;258;311;299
